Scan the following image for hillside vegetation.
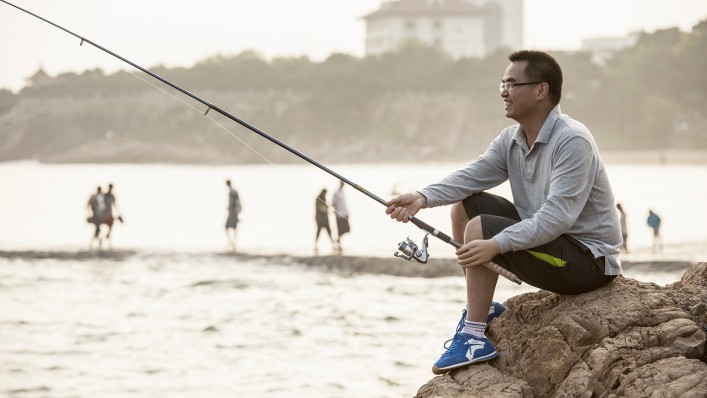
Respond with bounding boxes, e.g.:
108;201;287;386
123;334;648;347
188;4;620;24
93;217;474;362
1;20;706;164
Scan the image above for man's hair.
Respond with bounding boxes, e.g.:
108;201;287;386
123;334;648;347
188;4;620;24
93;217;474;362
508;50;563;105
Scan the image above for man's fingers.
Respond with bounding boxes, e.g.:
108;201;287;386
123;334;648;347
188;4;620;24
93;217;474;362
396;209;409;222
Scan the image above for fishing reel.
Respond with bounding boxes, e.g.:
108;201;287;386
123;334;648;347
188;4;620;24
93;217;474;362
394;232;430;264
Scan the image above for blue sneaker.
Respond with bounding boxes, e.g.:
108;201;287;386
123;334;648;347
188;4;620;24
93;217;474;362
432;334;498;374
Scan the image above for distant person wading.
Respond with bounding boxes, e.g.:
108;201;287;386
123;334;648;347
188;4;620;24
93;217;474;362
225;179;242;252
314;188;335;254
332;181;350;254
87;186;105;249
647;209;662;254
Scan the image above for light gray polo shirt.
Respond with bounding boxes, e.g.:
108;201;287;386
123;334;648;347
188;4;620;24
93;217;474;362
419;105;622;275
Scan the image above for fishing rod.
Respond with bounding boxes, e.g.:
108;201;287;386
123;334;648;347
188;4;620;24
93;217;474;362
2;0;522;285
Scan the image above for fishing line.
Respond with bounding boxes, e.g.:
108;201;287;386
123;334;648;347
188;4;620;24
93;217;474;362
124;68;351;223
1;0;521;284
125;70;271;164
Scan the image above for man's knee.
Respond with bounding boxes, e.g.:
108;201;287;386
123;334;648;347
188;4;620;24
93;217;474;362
465;216;484;241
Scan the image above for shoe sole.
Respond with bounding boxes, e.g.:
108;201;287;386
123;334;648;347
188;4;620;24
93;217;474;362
431;351;499;375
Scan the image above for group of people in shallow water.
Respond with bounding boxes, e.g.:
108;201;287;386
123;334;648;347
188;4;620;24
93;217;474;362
86;183;122;249
223;178;351;254
84;178;662;256
84;179;351;254
224;179;352;254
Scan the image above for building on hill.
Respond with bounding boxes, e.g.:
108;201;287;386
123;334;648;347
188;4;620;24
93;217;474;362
26;67;54;87
362;0;523;59
581;33;640;65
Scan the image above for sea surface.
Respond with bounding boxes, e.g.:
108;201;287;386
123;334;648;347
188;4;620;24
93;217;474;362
1;161;705;397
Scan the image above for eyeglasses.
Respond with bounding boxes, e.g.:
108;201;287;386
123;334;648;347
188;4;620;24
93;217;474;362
499;81;543;92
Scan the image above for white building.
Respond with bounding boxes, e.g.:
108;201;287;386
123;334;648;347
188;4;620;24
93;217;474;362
363;0;523;59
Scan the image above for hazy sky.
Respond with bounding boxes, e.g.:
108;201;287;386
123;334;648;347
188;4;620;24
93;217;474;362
1;0;707;92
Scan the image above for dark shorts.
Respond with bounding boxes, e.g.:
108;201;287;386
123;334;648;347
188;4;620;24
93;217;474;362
462;192;615;295
225;213;239;229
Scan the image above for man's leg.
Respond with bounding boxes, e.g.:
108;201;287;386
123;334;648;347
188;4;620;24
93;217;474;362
431;203;503;375
226;227;235;251
451;202;501;322
464;216;500;323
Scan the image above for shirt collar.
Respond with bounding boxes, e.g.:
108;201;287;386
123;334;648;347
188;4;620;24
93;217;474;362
536;104;562;144
512;104;562;149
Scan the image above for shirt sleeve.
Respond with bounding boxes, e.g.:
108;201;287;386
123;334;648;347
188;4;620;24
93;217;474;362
494;136;597;253
419;133;510;207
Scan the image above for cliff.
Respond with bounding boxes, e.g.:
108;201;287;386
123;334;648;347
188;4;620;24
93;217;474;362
415;262;707;397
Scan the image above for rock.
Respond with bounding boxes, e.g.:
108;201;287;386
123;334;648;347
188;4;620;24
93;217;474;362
414;262;707;397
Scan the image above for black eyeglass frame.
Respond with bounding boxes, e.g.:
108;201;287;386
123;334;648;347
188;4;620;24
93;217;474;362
499;81;544;92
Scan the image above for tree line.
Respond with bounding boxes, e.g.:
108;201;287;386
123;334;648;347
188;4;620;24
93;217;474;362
1;19;705;163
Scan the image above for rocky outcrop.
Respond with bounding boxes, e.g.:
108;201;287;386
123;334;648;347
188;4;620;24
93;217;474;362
415;262;707;397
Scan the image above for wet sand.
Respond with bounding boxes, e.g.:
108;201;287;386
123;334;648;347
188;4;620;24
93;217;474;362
0;249;694;278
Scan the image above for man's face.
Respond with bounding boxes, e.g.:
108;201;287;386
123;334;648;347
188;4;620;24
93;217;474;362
500;60;537;121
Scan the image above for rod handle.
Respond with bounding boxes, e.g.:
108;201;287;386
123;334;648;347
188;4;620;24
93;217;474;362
408;215;522;285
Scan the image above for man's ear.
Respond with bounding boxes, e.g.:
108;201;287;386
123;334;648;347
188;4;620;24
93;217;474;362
536;82;549;101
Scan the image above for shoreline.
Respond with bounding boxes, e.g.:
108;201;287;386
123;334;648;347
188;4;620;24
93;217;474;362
2;149;707;166
0;249;695;278
601;149;707;165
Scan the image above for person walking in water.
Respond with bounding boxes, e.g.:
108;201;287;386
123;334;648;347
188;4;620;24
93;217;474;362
332;181;350;254
616;203;628;253
225;179;242;252
314;188;334;254
386;50;621;375
102;183;123;248
86;186;106;249
647;209;662;254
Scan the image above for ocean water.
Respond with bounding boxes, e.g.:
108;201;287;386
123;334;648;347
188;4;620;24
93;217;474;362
1;161;705;397
0;252;689;398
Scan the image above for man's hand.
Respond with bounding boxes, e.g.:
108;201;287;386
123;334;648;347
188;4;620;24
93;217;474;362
385;192;427;223
456;238;501;268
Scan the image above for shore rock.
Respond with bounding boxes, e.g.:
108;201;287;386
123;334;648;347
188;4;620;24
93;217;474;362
415;262;707;397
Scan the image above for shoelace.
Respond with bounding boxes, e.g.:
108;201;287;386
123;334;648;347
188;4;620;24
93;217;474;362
443;309;467;349
439;333;472;360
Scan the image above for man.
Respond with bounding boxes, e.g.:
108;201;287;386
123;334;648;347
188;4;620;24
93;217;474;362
314;188;335;254
647;209;662;253
331;180;350;253
386;50;622;375
102;183;122;244
86;186;105;249
225;179;242;251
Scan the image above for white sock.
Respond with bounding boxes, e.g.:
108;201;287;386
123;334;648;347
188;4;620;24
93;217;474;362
461;320;486;338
